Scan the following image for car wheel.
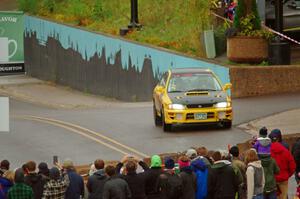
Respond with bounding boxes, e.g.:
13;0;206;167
223;121;232;129
153;104;162;126
162;110;172;132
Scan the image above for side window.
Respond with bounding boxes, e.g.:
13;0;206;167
159;72;168;87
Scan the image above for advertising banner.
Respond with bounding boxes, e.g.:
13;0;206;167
0;97;9;132
0;11;25;74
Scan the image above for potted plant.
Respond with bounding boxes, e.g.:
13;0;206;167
226;0;273;63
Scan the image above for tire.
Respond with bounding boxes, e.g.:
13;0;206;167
162;110;172;132
153;104;162;126
223;121;232;129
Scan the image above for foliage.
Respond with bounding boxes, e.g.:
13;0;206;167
17;0;213;57
232;0;273;39
17;0;39;14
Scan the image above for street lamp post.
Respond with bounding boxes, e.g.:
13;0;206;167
128;0;141;29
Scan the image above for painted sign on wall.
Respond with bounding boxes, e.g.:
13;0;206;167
0;11;25;74
24;16;230;101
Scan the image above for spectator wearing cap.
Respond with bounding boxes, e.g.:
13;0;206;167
8;168;34;199
116;155;149;199
86;159;107;199
229;146;246;199
178;155;197;199
157;157;183;199
62;159;84;199
207;151;240;199
24;161;47;199
144;155;163;199
38;162;50;181
102;165;131;199
269;129;290;150
253;127;272;157
270;135;295;199
42;167;69;199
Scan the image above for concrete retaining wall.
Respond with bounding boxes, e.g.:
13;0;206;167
24;16;229;101
230;65;300;98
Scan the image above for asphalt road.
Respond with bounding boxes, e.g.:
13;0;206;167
1;92;300;169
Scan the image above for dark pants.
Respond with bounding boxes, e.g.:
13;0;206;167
264;191;277;199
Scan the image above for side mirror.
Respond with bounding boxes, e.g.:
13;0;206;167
223;83;232;90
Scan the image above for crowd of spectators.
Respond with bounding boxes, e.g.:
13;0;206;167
1;127;300;199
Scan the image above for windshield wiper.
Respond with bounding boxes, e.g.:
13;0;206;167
187;89;217;92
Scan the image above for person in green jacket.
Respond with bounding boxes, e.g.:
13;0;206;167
260;155;280;199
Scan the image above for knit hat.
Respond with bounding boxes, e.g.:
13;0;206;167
49;167;60;180
178;159;190;169
14;168;24;183
269;129;282;141
186;149;197;160
38;162;49;176
63;159;74;169
164;157;175;169
150;155;162;168
259;127;268;137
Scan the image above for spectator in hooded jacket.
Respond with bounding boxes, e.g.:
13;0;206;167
292;138;300;183
8;168;34;199
144;155;162;199
116;155;149;199
157;157;183;199
24;161;46;199
191;157;208;199
253;127;272;157
63;159;84;199
270;135;296;199
269;129;289;150
0;161;13;199
42;167;69;199
178;155;197;199
102;165;131;199
207;150;239;199
86;159;108;199
245;149;265;199
38;162;50;181
230;146;247;199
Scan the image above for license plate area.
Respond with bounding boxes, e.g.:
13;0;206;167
194;113;207;120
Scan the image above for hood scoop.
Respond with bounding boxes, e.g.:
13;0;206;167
185;91;209;96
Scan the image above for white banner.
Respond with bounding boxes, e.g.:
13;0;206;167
0;97;9;132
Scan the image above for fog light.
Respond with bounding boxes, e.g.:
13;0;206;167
176;113;183;120
218;112;226;119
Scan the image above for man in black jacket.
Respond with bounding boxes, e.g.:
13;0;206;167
24;161;47;199
86;159;108;199
116;155;149;199
103;165;131;199
207;151;239;199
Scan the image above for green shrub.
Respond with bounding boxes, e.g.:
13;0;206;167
17;0;39;14
42;0;56;13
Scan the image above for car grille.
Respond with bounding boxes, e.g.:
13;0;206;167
186;112;215;120
186;104;214;108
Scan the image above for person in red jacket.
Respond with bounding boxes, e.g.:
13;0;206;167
270;137;296;199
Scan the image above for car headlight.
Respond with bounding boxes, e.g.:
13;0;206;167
215;102;231;108
168;104;186;110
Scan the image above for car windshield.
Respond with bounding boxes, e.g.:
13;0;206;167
167;73;222;93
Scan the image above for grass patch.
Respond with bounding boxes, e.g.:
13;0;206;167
18;0;213;57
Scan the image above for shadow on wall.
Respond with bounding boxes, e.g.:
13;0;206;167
24;16;230;102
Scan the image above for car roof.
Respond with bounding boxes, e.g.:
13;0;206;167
170;68;213;74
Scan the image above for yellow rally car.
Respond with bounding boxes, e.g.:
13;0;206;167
153;68;232;132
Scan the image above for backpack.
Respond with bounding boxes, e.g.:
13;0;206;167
164;173;183;199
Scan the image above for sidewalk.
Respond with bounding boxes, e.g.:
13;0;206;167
0;75;150;109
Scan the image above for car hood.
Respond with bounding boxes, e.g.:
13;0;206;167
168;91;228;105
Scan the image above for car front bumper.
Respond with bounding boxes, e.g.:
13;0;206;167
164;107;233;124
